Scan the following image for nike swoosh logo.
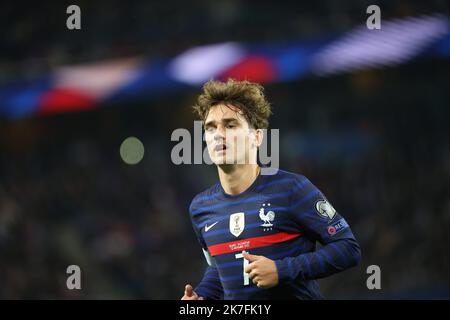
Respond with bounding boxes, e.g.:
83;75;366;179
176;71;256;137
205;221;219;232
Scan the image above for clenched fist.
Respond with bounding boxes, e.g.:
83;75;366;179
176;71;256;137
181;284;204;300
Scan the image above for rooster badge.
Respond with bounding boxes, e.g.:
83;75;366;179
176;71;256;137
259;203;275;230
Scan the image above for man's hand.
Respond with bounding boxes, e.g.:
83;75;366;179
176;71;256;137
243;252;279;289
181;284;204;300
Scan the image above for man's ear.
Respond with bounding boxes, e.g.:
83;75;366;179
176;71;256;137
254;128;264;148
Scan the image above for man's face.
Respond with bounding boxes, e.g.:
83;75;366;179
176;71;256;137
204;104;262;166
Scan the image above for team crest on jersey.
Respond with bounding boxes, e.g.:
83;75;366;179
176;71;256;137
259;203;275;231
315;199;336;221
229;212;245;237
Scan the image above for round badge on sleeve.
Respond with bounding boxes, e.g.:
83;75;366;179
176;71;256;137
328;226;337;235
315;199;336;220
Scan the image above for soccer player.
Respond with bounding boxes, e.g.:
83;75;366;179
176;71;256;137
181;79;361;300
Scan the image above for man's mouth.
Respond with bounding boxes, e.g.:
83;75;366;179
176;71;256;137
214;144;227;152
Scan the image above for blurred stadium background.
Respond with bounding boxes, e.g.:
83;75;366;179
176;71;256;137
0;0;449;299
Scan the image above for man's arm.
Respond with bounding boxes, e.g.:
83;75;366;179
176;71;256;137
274;175;361;282
186;204;224;300
182;264;222;300
194;264;223;300
275;237;361;281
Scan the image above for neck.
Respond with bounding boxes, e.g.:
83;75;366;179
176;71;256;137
218;164;260;195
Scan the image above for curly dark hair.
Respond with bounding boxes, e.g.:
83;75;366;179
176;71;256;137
193;79;273;129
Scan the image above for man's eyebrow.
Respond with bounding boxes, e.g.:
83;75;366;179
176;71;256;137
204;118;239;127
222;118;239;123
204;120;216;127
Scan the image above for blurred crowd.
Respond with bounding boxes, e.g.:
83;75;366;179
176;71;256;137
1;0;449;82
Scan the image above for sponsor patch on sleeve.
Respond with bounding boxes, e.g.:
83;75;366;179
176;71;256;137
327;218;349;236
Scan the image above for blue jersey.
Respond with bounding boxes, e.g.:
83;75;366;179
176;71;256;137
189;169;361;300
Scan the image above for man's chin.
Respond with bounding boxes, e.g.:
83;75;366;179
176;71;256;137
212;158;235;166
212;158;257;166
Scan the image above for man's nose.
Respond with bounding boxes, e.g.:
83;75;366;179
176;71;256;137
214;125;226;141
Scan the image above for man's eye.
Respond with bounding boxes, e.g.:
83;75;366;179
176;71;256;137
227;125;236;129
